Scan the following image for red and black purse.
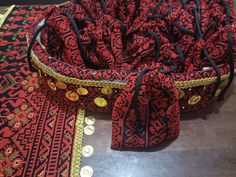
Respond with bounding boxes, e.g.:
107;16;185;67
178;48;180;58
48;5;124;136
27;0;236;149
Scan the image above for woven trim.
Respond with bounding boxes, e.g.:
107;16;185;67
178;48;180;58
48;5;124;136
31;51;126;89
71;109;85;177
31;51;229;89
0;5;15;28
175;74;229;89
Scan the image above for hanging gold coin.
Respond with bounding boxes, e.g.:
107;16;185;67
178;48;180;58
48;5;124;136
65;91;79;102
101;87;113;95
178;89;185;99
80;166;93;177
47;80;57;91
94;97;107;107
85;116;95;125
55;81;67;89
82;145;94;157
76;87;89;95
188;95;201;105
84;125;95;135
220;79;229;88
38;69;42;77
214;88;222;97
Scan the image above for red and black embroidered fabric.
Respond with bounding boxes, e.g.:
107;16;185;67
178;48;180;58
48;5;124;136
0;6;80;176
112;66;180;149
28;0;236;149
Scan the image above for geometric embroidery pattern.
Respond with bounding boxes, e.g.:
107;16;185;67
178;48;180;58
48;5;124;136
0;5;81;176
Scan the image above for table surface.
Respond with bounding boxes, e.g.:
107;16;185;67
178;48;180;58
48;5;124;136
81;80;236;177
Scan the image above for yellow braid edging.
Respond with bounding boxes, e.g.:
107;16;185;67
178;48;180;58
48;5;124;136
31;52;229;89
0;5;15;28
71;109;85;177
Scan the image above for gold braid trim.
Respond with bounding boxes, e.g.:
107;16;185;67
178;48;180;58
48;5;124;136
0;5;15;28
31;52;126;89
175;74;229;89
31;52;229;89
71;109;85;177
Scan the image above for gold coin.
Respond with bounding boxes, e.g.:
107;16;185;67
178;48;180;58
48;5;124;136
80;166;93;177
94;97;107;107
84;125;95;135
101;87;113;95
76;87;89;95
55;81;67;89
220;79;229;88
214;88;222;97
85;116;95;125
178;89;185;99
47;80;57;91
82;145;94;157
188;95;201;105
38;69;42;77
65;91;79;102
